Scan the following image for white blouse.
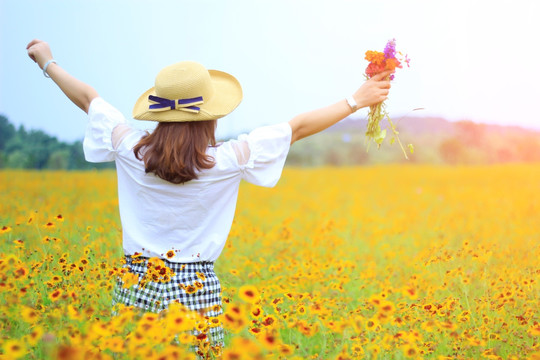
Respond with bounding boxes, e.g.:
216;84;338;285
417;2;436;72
83;97;291;263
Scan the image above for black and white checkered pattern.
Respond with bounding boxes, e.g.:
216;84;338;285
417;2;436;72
111;255;224;347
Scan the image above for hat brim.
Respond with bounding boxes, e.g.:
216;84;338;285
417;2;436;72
132;70;243;122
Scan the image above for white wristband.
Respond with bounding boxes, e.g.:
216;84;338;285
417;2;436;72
346;95;358;113
43;60;57;78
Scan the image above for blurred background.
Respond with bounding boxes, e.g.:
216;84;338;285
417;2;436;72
1;0;539;168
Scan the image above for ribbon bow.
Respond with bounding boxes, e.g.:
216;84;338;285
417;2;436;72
148;95;204;114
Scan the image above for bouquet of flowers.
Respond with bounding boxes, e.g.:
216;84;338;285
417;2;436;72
364;39;411;158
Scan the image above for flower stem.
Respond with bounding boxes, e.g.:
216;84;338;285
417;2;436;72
386;115;409;160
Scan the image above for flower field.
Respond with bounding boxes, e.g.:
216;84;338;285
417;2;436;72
1;165;539;359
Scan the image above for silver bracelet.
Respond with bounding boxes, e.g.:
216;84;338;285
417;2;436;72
346;95;358;113
43;59;57;78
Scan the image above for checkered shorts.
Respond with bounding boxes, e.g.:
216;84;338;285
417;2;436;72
111;255;224;348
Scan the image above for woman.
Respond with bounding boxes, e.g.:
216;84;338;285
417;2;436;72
27;39;392;354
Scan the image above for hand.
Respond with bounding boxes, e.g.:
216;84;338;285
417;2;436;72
26;39;53;70
352;70;394;109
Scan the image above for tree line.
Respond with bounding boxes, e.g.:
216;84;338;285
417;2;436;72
3;113;540;170
0;115;113;170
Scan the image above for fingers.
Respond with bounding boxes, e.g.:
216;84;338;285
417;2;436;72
27;47;37;63
26;39;42;50
26;39;43;63
371;69;395;81
27;45;38;63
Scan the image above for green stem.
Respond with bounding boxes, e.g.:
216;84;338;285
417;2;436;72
386;116;408;160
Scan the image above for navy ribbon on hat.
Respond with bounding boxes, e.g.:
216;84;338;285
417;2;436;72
148;95;204;114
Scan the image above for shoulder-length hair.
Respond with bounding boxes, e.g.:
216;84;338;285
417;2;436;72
133;120;217;184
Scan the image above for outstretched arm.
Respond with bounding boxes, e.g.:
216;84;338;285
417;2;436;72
27;39;98;113
288;70;393;144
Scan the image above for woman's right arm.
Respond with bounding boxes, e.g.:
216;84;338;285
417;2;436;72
288;70;393;144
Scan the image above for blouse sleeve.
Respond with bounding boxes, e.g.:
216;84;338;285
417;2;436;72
236;122;292;187
83;97;127;162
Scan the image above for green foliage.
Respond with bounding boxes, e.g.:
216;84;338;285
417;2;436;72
0;115;16;151
0;115;113;170
2;114;540;170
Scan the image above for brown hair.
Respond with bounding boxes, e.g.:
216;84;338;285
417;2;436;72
133;121;217;184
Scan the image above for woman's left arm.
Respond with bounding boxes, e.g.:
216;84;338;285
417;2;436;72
27;39;98;114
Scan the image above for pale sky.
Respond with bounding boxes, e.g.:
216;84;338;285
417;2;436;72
1;0;539;142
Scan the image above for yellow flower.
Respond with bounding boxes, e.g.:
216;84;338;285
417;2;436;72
261;315;277;328
196;271;206;281
378;300;396;315
184;284;198;294
42;222;55;229
20;306;40;323
403;286;418;300
238;284;260;304
1;225;12;234
2;339;27;359
402;343;419;358
208;316;221;328
279;344;295;356
13;266;28;280
49;289;62;302
26;213;35;225
260;331;280;350
365;317;380;332
250;305;263;318
121;272;139;289
529;324;540;336
26;325;45;346
13;239;24;248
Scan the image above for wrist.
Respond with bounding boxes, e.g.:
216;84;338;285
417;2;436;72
346;95;358;113
43;59;57;78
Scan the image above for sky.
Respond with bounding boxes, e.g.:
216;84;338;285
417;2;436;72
1;0;539;142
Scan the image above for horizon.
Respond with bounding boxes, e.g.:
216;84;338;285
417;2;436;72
3;112;539;146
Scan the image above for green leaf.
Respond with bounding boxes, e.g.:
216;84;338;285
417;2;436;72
375;129;386;146
408;144;414;154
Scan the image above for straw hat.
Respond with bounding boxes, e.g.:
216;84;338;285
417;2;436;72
132;61;242;122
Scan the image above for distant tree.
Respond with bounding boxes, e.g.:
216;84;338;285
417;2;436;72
24;130;61;169
515;136;540;162
7;150;29;169
47;150;70;169
0;115;16;151
439;138;469;164
348;144;369;164
325;149;342;166
495;148;515;163
455;121;485;147
68;140;89;169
